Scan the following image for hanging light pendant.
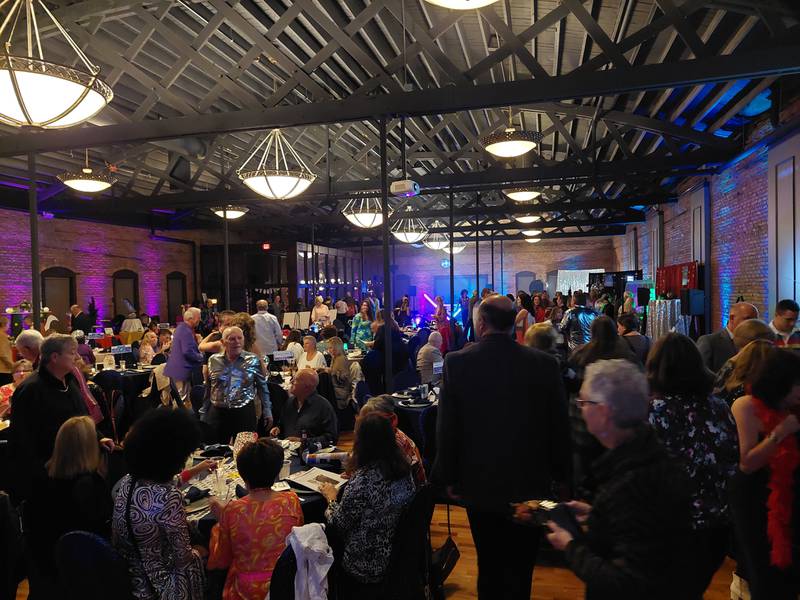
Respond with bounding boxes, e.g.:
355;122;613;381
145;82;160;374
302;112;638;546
0;0;113;128
238;129;316;199
423;220;450;250
211;206;249;219
482;107;541;158
514;214;541;224
522;229;542;237
391;206;428;244
504;188;541;202
525;238;542;244
57;149;115;193
342;196;386;228
443;240;466;254
423;0;499;8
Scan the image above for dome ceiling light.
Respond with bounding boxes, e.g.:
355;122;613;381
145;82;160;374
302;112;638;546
0;0;113;128
391;206;428;243
57;149;115;193
211;206;249;219
504;188;541;202
237;129;316;199
525;238;542;244
482;107;542;158
342;196;386;228
443;240;467;254
514;214;541;224
423;220;450;250
423;0;499;8
521;229;543;237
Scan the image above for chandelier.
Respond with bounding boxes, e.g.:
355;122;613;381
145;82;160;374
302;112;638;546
423;0;499;8
514;214;541;224
238;129;316;199
423;220;450;250
522;229;542;237
443;240;466;254
57;149;115;193
0;0;113;128
342;197;386;228
391;206;428;243
211;206;249;219
504;188;541;202
482;108;541;158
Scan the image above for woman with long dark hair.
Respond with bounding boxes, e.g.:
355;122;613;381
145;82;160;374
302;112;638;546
646;333;738;598
350;300;375;352
514;292;535;344
319;413;414;597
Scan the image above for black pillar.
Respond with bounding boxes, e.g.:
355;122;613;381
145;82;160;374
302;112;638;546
223;210;230;309
449;190;456;340
491;239;495;289
29;153;40;327
500;240;504;295
379;117;393;391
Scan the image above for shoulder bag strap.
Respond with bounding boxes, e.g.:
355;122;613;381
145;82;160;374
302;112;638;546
125;478;162;597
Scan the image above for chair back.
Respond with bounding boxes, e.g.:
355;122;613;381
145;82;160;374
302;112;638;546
189;384;206;413
55;531;134;600
354;380;370;410
268;381;289;426
268;544;297;600
419;404;439;471
391;369;420;393
381;484;435;599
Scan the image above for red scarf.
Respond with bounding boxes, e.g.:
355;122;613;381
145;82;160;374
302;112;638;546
751;396;800;568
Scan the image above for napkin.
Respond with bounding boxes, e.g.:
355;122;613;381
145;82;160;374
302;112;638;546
183;486;210;505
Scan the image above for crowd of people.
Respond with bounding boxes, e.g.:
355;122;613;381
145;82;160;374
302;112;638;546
1;284;800;600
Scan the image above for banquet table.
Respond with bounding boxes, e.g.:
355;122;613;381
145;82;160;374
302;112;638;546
92;368;154;438
390;387;438;449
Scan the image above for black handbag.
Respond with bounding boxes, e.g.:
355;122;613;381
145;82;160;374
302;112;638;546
430;503;460;588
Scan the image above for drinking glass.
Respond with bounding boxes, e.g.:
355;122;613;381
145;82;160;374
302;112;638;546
119;360;126;371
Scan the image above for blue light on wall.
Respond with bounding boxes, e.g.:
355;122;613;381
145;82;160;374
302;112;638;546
740;89;772;117
440;258;451;269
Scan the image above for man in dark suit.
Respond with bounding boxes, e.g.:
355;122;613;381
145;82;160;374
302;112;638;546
696;302;758;372
69;304;93;335
434;294;570;600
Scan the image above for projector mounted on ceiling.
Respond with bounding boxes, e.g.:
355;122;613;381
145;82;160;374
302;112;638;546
390;179;420;197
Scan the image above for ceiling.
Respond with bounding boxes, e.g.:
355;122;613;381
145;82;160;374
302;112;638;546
0;0;798;245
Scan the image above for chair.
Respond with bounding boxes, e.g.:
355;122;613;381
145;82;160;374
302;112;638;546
354;381;370;410
419;404;438;474
189;384;206;414
380;484;435;599
55;531;134;600
391;369;420;393
268;381;289;427
269;544;298;600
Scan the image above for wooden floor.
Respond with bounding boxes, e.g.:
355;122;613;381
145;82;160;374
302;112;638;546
15;431;736;599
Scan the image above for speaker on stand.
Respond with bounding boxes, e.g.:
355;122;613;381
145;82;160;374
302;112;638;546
637;288;652;335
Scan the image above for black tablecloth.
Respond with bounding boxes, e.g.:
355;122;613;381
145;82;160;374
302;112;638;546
392;394;433;450
92;370;153;438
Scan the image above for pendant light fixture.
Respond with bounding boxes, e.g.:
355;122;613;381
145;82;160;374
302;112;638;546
504;188;542;202
210;206;249;219
443;240;466;254
522;229;542;237
423;0;499;8
342;196;386;228
525;238;542;244
0;0;113;128
238;129;316;199
423;220;450;250
391;206;428;244
514;214;541;224
482;107;541;158
57;149;115;193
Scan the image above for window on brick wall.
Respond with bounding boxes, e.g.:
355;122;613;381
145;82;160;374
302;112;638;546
41;267;76;331
112;270;139;317
166;272;186;325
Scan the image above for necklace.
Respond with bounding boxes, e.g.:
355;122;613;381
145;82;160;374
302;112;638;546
57;381;69;393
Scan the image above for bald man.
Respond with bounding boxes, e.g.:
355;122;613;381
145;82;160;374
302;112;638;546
696;302;759;373
434;294;570;600
270;368;337;448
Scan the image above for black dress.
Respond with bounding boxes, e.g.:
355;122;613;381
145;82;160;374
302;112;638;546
729;455;800;599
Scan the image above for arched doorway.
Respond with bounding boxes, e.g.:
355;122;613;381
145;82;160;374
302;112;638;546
112;269;139;317
41;267;76;326
166;271;187;324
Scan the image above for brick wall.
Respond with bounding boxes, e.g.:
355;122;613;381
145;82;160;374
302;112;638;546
360;236;619;311
0;207;232;322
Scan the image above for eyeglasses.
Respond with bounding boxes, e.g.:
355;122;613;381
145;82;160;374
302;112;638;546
14;370;32;375
576;399;603;408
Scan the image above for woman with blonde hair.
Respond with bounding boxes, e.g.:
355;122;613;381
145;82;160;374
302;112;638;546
326;337;352;410
298;335;327;370
27;416;113;593
715;339;774;407
139;330;159;365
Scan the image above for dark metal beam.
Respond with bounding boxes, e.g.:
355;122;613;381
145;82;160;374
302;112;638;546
426;215;646;233
1;42;799;157
355;227;627;246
